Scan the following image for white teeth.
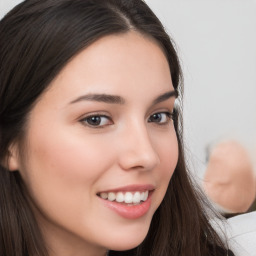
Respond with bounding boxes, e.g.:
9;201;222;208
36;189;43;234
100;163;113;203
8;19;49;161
100;192;108;199
140;192;145;201
108;192;116;201
133;192;141;204
143;191;149;201
124;192;133;203
99;191;149;204
116;192;124;203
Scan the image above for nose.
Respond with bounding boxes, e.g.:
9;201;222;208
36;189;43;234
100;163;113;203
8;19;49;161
117;122;160;172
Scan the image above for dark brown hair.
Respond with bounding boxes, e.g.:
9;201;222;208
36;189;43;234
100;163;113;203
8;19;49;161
0;0;228;255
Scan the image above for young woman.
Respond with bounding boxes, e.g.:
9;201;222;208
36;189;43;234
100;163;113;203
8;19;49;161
0;0;234;255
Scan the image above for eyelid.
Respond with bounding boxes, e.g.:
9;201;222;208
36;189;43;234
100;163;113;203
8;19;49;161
150;107;174;118
148;111;174;125
79;112;113;128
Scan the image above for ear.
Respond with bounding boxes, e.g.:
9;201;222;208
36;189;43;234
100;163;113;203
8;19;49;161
6;143;20;171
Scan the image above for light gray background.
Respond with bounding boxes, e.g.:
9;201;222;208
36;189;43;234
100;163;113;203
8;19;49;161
1;0;256;180
147;0;256;180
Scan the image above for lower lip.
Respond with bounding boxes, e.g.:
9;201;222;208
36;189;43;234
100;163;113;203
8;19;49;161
99;193;152;219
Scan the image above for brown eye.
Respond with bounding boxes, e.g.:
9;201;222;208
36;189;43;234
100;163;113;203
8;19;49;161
148;112;172;124
81;115;112;127
149;113;163;123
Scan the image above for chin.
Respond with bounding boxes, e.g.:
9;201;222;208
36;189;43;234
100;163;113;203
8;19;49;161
108;236;146;252
105;222;150;252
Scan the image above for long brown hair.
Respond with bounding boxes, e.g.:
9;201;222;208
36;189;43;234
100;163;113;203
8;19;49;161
0;0;227;255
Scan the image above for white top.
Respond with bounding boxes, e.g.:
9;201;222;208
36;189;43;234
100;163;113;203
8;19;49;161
227;211;256;256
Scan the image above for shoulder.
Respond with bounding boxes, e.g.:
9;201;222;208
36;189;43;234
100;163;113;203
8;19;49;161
227;211;256;256
227;211;256;235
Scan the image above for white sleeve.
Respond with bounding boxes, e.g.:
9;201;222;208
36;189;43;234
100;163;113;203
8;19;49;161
227;212;256;256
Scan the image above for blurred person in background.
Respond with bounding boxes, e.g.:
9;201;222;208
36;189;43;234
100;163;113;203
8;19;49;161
203;140;256;256
203;140;256;218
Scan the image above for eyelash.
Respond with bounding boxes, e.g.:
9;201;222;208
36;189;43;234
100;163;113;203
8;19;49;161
80;111;174;128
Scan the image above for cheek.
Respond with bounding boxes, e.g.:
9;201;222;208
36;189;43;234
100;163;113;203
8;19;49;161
151;129;179;200
18;127;118;233
20;126;115;205
27;131;106;177
156;131;178;179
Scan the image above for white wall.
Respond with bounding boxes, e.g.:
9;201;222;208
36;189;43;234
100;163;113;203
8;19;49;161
147;0;256;179
1;0;256;179
0;0;22;18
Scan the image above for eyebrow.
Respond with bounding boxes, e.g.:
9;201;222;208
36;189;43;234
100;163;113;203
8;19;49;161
70;90;178;105
70;93;125;104
153;90;178;105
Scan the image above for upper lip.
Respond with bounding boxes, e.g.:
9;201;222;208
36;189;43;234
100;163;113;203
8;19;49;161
98;184;155;193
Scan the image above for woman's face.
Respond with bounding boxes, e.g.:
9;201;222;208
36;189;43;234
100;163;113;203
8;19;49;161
11;31;178;256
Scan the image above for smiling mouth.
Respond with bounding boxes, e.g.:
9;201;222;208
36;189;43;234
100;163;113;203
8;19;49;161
97;191;150;205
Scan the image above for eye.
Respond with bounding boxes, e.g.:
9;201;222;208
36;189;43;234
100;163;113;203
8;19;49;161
80;115;112;128
148;112;173;125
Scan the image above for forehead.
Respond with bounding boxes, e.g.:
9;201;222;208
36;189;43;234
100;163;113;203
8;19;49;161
38;31;173;107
